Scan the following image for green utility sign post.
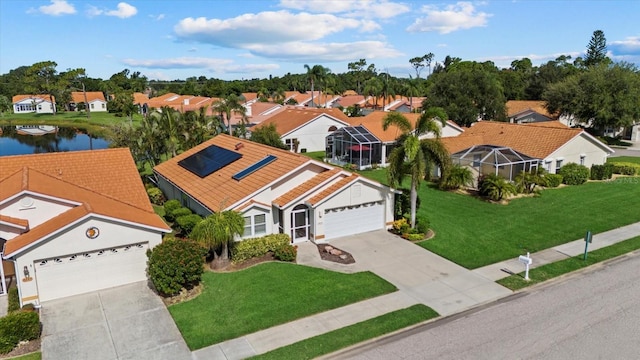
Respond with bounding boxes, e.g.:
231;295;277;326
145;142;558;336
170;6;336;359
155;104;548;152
583;230;593;260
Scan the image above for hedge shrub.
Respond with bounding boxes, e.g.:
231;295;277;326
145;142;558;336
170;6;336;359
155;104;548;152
545;174;563;188
176;214;202;236
610;162;639;175
590;164;614;180
274;244;297;262
231;234;291;263
0;310;40;354
146;187;165;205
147;238;206;297
169;207;192;223
7;288;19;313
558;163;589;185
163;200;181;221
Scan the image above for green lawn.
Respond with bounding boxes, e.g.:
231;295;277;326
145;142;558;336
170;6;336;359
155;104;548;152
0;111;142;136
251;304;439;360
10;352;41;360
608;156;640;164
498;236;640;290
303;151;325;162
169;262;397;350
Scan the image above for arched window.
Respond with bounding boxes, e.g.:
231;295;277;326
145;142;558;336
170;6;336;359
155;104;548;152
328;125;338;132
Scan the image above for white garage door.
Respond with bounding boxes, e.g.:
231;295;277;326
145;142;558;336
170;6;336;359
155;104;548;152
324;201;385;240
34;243;148;302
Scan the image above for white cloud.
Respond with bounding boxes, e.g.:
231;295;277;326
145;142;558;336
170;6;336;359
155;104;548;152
610;36;640;56
35;0;76;16
121;57;280;75
278;0;410;19
174;11;378;48
106;2;137;18
86;5;102;17
245;40;402;62
149;13;165;21
407;2;491;34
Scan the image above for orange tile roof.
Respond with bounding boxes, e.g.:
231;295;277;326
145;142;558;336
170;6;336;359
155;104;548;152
348;111;420;142
242;93;258;102
256;106;352;135
12;94;55;103
506;100;556;119
133;92;149;105
334;95;367;108
153;134;311;213
273;168;342;207
71;91;106;103
0;148;151;211
0;214;29;229
308;174;359;206
523;121;569;129
441;121;584;158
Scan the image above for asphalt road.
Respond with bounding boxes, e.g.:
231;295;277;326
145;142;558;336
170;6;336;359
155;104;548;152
329;252;640;360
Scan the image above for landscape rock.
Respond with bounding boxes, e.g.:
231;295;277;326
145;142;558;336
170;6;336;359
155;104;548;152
329;249;342;256
324;246;334;253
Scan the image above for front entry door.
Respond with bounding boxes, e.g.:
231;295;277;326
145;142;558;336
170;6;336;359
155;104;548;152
291;205;309;242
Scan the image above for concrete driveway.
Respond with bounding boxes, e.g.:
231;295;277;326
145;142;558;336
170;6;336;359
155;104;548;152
40;281;191;360
300;230;511;316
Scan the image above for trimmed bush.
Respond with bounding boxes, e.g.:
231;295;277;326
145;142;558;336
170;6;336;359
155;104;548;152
478;174;517;201
274;244;297;262
416;218;430;234
7;288;19;313
545;174;563;188
0;310;40;354
231;234;291;263
146;187;165;205
558;163;589;185
610;162;639;176
176;214;202;235
590;164;614;180
147;238;207;297
168;207;192;223
163;200;181;221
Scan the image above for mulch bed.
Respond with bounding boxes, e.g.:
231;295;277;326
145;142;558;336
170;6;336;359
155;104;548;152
0;338;40;359
316;244;356;265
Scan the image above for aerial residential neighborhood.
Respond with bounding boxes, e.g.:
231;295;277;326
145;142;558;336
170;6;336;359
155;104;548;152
1;1;640;359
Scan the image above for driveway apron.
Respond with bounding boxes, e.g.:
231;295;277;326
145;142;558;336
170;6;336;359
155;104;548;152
311;230;512;316
40;281;191;360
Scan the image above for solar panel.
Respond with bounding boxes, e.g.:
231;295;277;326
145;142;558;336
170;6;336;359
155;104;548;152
178;145;242;178
232;155;277;181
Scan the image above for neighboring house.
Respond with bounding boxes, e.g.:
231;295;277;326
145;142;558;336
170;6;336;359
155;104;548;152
154;134;395;243
385;97;425;113
506;100;555;124
255;106;353;153
146;93;218;114
70;91;108;112
441;121;614;181
12;95;56;114
0;149;170;306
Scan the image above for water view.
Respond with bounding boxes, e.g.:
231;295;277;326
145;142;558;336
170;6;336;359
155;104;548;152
0;125;111;156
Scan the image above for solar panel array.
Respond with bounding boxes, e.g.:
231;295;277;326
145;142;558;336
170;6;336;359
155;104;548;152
232;155;277;180
178;145;242;178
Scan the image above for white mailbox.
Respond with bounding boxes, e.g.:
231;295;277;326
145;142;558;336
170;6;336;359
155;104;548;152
518;252;532;280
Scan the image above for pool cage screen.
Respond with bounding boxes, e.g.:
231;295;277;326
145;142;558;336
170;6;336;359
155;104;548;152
326;126;382;169
451;145;541;183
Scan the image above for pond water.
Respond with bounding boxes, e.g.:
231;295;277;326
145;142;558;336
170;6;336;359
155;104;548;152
0;125;111;156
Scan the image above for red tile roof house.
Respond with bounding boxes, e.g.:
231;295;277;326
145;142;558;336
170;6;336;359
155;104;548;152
0;149;170;306
154;134;395;244
70;91;108;112
12;95;56;114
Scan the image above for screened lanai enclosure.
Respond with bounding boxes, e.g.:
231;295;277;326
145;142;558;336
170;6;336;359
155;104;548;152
451;145;541;185
326;126;382;170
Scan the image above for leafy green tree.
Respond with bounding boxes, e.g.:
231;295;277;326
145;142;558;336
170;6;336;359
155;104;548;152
190;210;245;267
584;30;610;67
23;61;60;115
212;94;246;135
526;55;578;100
363;77;383;110
250;123;287;149
304;64;330;107
109;91;137;120
0;95;11;116
347;58;367;94
384;108;451;229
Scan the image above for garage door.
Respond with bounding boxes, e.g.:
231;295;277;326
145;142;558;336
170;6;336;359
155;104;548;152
34;242;149;302
324;201;385;240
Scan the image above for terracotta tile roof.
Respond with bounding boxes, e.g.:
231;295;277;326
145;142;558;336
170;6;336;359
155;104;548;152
273;168;342;207
242;93;258;102
522;121;569;129
70;91;106;103
440;135;487;154
506;100;556;119
133;92;150;105
334;95;368;108
256;106;352;136
2;167;170;256
235;200;271;212
249;102;283;120
347;111;420;142
441;121;584;158
0;214;29;229
342;90;358;96
12;94;55;103
308;174;359;206
154;134;311;213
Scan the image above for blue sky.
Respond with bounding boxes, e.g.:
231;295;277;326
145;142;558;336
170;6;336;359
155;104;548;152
1;0;638;81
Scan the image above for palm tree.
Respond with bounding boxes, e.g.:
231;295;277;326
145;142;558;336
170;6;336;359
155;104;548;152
190;210;245;268
441;164;473;190
304;64;329;108
212;94;246;135
157;107;181;158
384;108;451;229
271;88;286;104
363;77;383;110
479;174;517;201
402;77;420;113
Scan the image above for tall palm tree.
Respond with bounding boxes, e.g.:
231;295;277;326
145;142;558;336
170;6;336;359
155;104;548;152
190;210;245;268
304;64;329;108
213;94;245;135
271;88;286;104
363;77;383;110
402;77;420;113
384;108;451;229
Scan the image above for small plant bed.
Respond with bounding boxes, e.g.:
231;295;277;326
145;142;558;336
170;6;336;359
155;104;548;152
219;252;278;272
316;244;355;264
497;235;640;291
0;340;41;359
250;304;439;360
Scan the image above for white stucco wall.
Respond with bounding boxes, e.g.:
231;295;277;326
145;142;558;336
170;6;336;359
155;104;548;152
13;99;55;114
544;134;612;173
13;216;163;306
88;100;108;112
1;194;74;229
282;115;348;152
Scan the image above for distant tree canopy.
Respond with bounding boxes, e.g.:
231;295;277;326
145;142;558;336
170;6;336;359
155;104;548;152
249;123;287;150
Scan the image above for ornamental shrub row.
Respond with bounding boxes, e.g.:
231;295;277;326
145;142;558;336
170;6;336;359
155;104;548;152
231;234;291;263
0;311;40;354
544;174;563;188
147;238;207;297
274;244;297;262
558;163;590;185
590;164;614;180
610;162;640;176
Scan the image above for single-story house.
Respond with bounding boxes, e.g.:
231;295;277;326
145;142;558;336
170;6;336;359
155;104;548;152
153;134;395;243
12;95;56;114
0;149;170;306
70;91;108;112
441;121;614;182
254;106;353;153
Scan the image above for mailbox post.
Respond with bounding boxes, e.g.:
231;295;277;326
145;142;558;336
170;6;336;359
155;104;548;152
518;252;532;281
583;230;592;260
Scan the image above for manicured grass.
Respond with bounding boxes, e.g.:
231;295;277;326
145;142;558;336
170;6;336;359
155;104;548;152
0;111;142;136
251;304;439;360
303;151;325;162
11;352;42;360
608;156;640;164
169;262;397;350
497;236;640;290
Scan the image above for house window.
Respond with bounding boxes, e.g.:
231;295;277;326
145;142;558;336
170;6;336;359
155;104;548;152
91;103;95;109
555;159;563;172
101;103;106;109
285;138;298;152
328;125;338;132
244;214;267;237
580;155;586;166
545;160;552;172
